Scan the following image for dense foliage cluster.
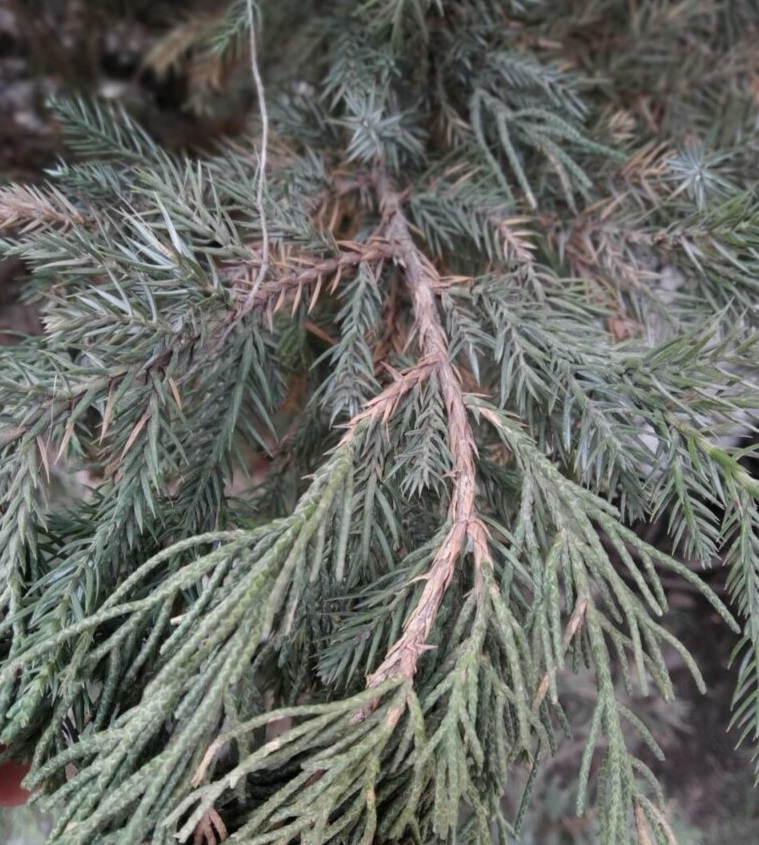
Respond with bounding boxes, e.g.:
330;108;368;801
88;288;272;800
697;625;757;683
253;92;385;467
1;1;759;843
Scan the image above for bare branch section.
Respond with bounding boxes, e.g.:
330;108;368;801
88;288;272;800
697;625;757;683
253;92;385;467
364;175;489;692
225;240;392;313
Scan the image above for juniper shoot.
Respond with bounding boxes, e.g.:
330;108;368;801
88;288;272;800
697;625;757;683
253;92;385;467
1;1;759;843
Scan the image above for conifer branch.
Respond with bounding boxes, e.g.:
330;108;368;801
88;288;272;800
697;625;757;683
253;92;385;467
226;240;392;312
364;174;489;694
0;183;87;232
2;3;759;842
343;361;436;435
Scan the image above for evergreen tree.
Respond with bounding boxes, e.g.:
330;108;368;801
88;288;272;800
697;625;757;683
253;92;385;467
1;1;759;842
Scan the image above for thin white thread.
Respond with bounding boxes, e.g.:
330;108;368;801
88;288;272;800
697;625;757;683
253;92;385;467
243;0;270;310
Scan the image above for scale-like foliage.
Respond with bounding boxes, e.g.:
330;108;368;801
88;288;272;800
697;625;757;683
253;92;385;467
1;1;759;844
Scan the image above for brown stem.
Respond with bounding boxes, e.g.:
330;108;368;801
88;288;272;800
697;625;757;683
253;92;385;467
228;241;391;315
211;239;391;355
363;175;489;693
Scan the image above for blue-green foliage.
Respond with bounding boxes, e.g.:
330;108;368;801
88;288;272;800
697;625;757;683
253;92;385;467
0;1;758;844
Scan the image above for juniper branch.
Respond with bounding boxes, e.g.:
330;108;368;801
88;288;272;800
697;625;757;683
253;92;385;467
364;174;489;694
226;239;393;312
